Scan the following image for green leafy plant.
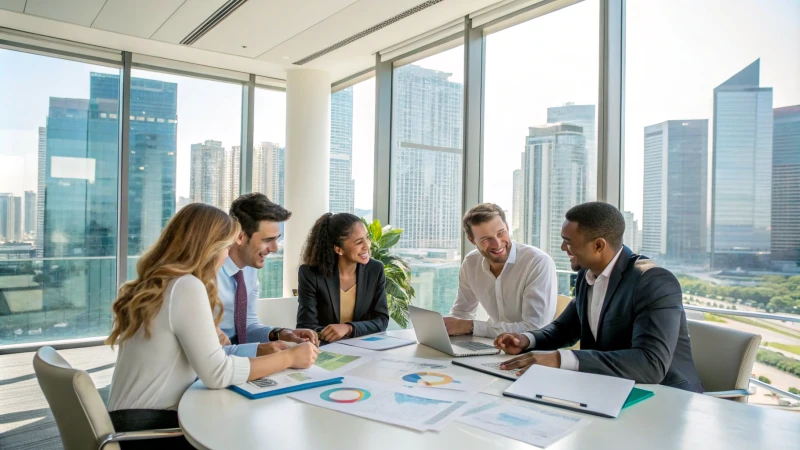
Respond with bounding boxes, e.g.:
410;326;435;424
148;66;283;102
362;218;415;328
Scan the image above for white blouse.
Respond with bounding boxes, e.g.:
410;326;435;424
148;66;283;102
108;275;250;411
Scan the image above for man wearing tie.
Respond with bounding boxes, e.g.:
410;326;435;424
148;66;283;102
217;193;319;357
494;202;703;393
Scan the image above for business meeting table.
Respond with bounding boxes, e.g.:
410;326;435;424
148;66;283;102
179;330;800;449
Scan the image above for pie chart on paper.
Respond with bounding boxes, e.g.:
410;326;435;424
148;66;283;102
401;372;460;387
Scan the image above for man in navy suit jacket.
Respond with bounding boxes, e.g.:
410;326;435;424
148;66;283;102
495;202;703;393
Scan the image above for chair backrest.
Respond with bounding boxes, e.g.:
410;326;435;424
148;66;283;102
256;296;300;328
33;346;119;450
555;295;572;320
687;319;761;402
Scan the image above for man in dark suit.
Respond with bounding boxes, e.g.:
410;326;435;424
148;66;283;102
495;202;703;393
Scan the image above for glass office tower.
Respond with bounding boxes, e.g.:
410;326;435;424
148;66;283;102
330;87;355;214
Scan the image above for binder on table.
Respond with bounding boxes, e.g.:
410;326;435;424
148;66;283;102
228;366;344;400
502;365;635;418
622;387;654;409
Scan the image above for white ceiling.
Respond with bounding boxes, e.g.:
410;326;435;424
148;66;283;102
0;0;506;81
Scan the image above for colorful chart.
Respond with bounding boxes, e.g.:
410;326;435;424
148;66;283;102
320;387;372;404
401;372;458;386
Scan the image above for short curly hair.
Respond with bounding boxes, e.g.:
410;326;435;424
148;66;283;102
301;213;362;278
564;202;625;250
229;193;292;238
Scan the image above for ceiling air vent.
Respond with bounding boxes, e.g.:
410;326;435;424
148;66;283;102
293;0;444;65
180;0;249;46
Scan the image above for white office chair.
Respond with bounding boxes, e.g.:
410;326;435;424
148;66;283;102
256;296;300;328
33;346;182;450
687;319;761;403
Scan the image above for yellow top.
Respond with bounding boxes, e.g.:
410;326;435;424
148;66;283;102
339;284;356;324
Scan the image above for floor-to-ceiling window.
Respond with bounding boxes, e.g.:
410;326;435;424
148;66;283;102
390;44;464;315
0;49;121;345
624;0;800;405
481;0;599;296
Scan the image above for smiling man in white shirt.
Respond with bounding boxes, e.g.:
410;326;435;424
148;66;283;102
443;203;557;338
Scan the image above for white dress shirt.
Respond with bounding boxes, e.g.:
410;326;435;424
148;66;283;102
450;242;557;338
108;275;250;411
524;248;624;370
217;256;273;357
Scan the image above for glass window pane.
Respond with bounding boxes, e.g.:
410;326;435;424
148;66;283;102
391;44;464;315
624;0;800;406
0;49;120;346
127;69;242;280
253;87;287;298
482;1;599;295
330;78;375;217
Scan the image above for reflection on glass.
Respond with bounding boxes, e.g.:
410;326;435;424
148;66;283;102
0;50;120;345
391;45;464;315
625;0;800;404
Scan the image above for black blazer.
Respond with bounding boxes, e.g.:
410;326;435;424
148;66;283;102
530;246;704;393
296;258;389;337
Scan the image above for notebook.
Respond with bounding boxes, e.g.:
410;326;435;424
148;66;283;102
228;365;343;400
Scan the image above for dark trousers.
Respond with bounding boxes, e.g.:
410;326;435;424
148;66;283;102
109;409;194;450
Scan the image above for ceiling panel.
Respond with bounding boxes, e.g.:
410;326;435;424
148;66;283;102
0;0;25;13
191;0;358;58
24;0;106;27
91;0;184;38
150;0;229;44
258;0;422;64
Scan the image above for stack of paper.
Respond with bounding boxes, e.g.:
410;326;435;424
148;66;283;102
343;355;492;392
229;365;343;399
290;377;476;431
338;334;415;351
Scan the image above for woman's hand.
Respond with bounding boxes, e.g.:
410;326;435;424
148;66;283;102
287;342;321;369
320;324;353;343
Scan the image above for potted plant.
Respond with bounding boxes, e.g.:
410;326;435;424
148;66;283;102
361;218;415;328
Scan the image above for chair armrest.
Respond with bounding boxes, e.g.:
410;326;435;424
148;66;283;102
98;428;183;450
703;389;751;399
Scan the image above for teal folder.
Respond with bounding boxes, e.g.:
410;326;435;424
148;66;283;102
622;387;654;409
228;377;343;400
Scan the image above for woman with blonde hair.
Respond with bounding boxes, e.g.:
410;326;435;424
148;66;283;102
107;203;319;449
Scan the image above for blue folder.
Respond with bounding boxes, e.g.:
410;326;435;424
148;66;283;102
228;377;344;400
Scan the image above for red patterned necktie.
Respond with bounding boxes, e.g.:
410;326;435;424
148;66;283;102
233;270;248;345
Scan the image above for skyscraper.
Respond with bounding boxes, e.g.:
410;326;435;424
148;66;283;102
253;141;285;205
711;59;773;269
36;126;46;256
190;140;224;208
12;196;21;242
24;191;36;235
0;194;15;242
330;87;355;213
547;104;596;200
392;65;463;250
771;105;800;266
522;123;587;271
221;146;241;209
642;120;708;265
623;211;639;253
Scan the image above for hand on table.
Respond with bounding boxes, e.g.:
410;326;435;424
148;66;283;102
493;333;530;355
279;328;320;346
319;324;353;343
287;342;321;369
256;341;289;356
216;327;231;346
499;351;561;376
443;317;473;336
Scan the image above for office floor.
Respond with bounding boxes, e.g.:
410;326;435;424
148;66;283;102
0;346;117;450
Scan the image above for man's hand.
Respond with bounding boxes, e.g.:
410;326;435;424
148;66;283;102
279;328;320;346
499;351;561;376
256;341;289;356
216;327;231;346
319;324;353;343
443;317;473;336
493;333;530;355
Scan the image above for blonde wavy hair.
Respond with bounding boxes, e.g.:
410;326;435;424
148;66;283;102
106;203;240;346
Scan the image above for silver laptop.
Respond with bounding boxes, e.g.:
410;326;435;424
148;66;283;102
408;305;500;357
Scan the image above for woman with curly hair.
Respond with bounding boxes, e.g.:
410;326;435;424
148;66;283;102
106;203;319;449
297;213;389;343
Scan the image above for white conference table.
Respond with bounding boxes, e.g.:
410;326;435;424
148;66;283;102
179;330;800;450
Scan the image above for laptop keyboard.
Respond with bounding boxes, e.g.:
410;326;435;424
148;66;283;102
482;362;519;376
453;341;496;351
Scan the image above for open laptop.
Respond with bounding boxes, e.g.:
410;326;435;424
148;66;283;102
408;305;499;357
